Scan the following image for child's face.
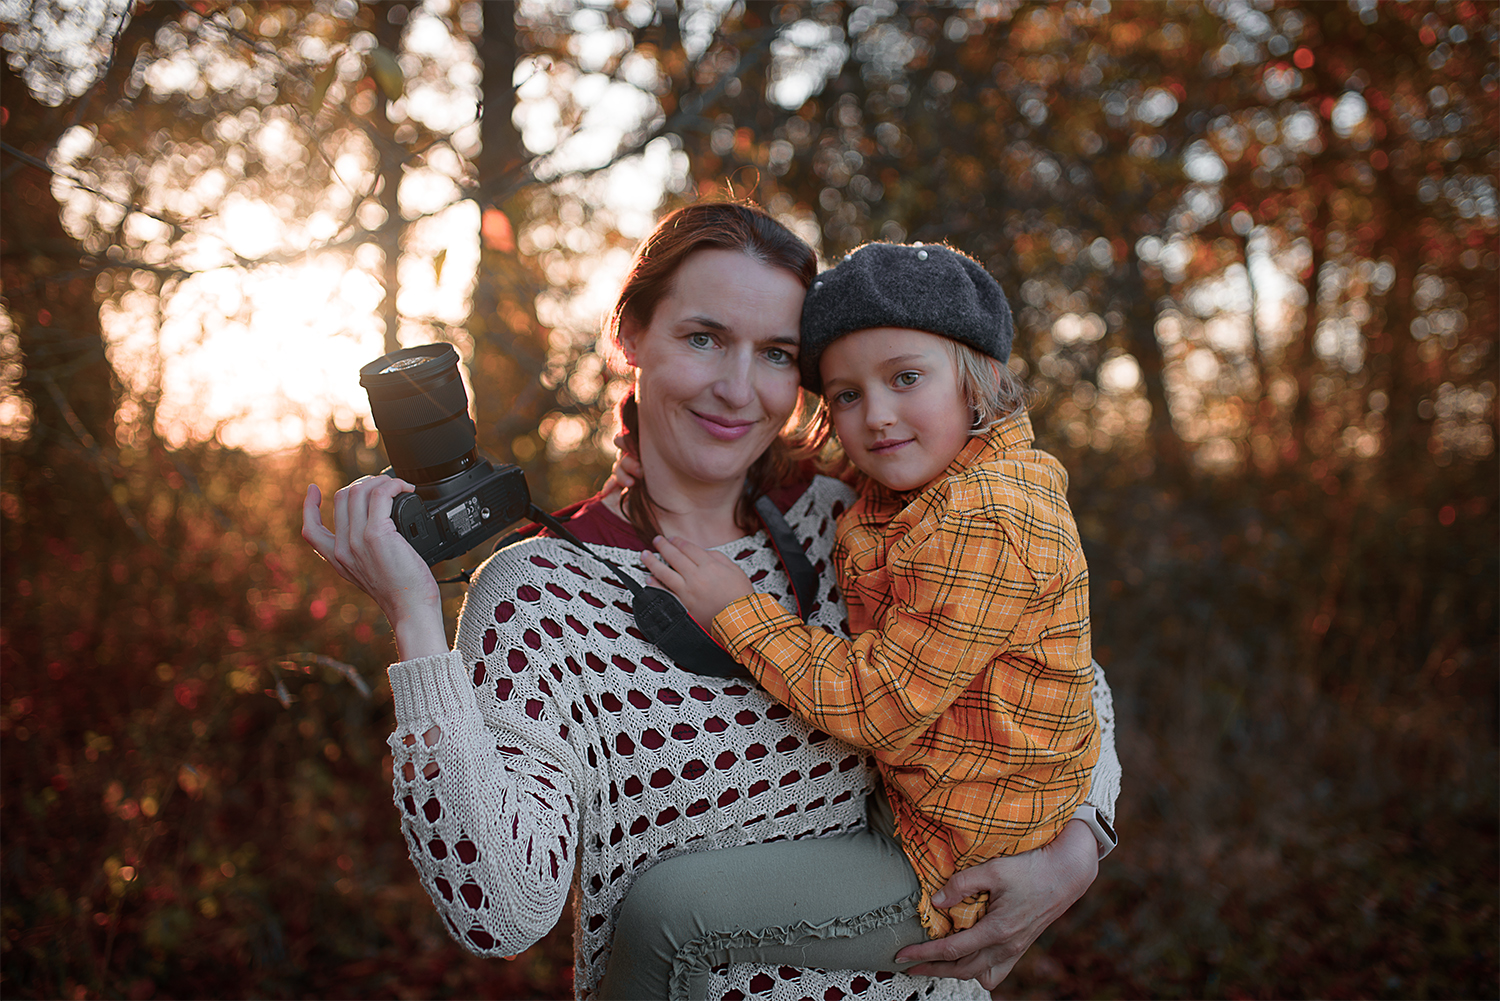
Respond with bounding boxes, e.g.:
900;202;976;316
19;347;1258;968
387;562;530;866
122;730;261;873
820;327;975;493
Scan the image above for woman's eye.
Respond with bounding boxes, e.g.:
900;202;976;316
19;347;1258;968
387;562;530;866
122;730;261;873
894;371;920;387
688;332;713;348
764;347;795;364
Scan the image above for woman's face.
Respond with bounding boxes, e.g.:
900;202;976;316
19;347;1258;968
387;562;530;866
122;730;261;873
620;248;806;492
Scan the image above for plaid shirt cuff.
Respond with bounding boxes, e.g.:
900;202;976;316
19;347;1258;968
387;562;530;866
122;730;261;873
711;592;802;655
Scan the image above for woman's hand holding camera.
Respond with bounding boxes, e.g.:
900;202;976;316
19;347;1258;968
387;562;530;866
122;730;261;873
302;476;448;660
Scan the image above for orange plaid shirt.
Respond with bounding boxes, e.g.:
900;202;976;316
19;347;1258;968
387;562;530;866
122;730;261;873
713;410;1099;936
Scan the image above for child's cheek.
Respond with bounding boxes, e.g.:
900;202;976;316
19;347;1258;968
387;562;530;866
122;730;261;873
827;407;858;446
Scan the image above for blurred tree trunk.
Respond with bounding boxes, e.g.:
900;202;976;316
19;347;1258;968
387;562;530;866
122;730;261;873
1;7;170;742
1;5;168;493
1286;191;1330;468
1236;228;1273;469
1377;216;1424;478
371;10;405;355
1120;247;1186;478
467;2;552;502
3;81;110;458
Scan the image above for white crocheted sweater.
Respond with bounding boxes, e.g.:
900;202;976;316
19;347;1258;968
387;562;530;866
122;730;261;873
386;475;1121;1001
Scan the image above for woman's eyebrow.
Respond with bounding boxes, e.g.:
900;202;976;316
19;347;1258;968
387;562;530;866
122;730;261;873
682;314;729;331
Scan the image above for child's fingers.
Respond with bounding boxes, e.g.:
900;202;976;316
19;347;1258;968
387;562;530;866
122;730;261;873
651;534;708;570
647;537;688;572
641;550;685;590
705;550;741;573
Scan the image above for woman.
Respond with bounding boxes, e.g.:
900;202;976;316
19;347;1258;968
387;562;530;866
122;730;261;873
302;202;1120;999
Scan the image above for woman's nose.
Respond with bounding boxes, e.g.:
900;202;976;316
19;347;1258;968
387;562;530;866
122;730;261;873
713;355;755;408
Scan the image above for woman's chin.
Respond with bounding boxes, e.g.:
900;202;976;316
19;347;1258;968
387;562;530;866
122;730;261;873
677;442;772;485
680;457;757;486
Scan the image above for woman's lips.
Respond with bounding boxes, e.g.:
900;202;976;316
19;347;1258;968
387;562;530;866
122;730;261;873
691;411;756;441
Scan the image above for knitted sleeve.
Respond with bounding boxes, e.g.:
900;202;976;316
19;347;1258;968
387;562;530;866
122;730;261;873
387;649;584;956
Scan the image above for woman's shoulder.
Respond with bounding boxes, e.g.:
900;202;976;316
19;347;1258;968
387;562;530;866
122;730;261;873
541;492;643;547
780;472;857;522
461;492;631;601
458;530;640;661
464;531;614;607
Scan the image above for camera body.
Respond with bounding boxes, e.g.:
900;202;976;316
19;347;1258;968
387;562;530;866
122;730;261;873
387;460;530;566
360;344;531;567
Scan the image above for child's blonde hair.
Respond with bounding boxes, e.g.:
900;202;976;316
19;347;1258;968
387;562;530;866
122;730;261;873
948;340;1032;434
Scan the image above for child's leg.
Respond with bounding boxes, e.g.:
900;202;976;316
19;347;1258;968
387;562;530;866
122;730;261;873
596;791;926;1001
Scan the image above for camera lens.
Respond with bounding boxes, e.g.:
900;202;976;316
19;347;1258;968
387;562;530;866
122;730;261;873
359;344;479;484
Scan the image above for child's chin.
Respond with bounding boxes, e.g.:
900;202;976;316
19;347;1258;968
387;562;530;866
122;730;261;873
863;468;927;493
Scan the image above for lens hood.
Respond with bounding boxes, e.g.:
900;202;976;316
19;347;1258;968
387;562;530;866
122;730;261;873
360;344;478;483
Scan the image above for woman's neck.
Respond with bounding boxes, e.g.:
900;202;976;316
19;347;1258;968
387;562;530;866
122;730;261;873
650;490;746;548
609;463;748;548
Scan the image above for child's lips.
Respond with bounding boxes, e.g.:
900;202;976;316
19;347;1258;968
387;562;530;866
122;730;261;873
869;437;911;454
692;411;756;441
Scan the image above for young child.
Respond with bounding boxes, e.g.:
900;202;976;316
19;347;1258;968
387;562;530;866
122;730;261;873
601;242;1100;1000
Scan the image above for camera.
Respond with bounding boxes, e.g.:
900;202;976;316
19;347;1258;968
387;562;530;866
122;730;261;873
359;344;530;566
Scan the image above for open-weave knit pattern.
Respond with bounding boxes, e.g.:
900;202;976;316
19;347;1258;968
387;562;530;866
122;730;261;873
386;476;1116;1001
1086;663;1120;828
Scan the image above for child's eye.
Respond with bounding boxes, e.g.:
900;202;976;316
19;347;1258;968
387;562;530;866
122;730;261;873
831;389;860;407
894;371;921;387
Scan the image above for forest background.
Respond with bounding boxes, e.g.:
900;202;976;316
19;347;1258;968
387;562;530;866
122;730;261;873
2;1;1495;998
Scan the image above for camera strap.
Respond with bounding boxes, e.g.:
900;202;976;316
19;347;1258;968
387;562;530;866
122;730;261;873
522;496;818;681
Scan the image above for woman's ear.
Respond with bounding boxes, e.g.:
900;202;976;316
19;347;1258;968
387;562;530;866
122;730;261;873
618;315;643;367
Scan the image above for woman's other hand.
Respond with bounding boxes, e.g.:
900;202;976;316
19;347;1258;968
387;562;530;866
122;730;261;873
301;477;448;659
894;818;1099;991
642;535;754;625
598;431;642;503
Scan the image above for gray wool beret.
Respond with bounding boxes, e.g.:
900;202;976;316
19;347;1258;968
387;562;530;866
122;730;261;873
798;242;1014;392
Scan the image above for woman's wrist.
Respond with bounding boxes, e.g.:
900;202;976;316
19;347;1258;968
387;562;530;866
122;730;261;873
1050;818;1101;896
1069;804;1118;858
391;604;449;661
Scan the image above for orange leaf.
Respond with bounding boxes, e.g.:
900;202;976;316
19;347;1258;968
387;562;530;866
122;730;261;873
482;209;515;253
